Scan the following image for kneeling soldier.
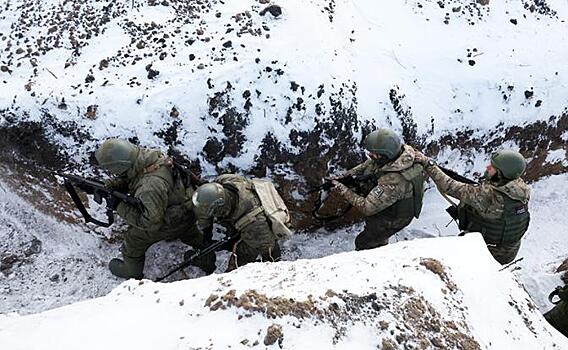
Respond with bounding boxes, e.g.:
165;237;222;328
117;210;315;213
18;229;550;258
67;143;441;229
414;149;530;264
191;174;291;271
331;128;425;250
95;139;214;279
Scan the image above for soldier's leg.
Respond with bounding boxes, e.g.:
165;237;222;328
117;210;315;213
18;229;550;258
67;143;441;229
355;215;412;251
226;215;277;271
110;226;160;279
486;240;521;265
544;301;568;337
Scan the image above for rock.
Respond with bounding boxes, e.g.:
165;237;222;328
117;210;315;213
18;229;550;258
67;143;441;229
477;0;489;5
24;238;42;256
146;64;160;79
84;105;98;120
99;59;109;70
260;5;282;18
0;253;19;271
468;60;476;66
170;107;179;118
136;41;146;49
524;90;534;99
0;65;11;73
535;100;542;107
452;6;461;13
223;40;232;48
85;74;95;83
263;324;283;346
50;274;60;282
189;54;195;61
510;19;517;25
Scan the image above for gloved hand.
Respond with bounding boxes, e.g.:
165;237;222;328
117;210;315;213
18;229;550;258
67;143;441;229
413;149;430;165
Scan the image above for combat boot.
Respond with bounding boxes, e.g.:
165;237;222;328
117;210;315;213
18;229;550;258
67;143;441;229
184;250;216;275
109;257;144;279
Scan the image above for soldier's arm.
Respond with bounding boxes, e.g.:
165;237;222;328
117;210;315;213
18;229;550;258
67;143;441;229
116;177;169;231
427;165;488;210
345;159;372;177
334;174;405;216
104;176;128;191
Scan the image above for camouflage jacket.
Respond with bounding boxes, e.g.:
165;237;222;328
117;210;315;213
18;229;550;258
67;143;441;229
110;149;189;232
335;145;422;217
427;165;530;220
195;174;276;250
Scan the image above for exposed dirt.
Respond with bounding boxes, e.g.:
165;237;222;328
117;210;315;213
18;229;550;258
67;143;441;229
206;283;480;349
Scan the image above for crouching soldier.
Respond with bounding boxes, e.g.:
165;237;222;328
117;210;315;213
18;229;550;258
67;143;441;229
331;128;425;250
191;174;292;271
414;149;530;265
544;285;568;337
95;139;214;279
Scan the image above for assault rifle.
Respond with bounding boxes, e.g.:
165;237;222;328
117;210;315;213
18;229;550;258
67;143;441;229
310;173;376;221
57;173;143;228
155;234;239;282
435;166;478;222
438;166;478;185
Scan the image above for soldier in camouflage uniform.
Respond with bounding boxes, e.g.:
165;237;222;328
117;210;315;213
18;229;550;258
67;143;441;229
331;128;425;250
544;285;568;337
191;174;281;271
95;139;212;279
414;149;530;264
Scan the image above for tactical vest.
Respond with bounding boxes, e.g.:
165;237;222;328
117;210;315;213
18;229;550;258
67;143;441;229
372;163;425;219
457;193;530;244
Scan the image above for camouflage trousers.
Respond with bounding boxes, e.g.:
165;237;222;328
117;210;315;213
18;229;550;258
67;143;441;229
226;213;280;271
485;239;521;265
355;214;413;251
544;300;568;337
122;219;203;264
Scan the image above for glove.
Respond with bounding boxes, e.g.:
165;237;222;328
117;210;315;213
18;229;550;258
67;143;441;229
413;150;430;165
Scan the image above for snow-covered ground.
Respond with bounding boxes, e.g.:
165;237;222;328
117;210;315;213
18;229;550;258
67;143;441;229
1;0;567;169
2;172;567;317
1;234;567;350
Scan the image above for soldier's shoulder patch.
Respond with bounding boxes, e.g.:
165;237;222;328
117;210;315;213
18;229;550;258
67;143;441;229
515;205;527;215
369;186;384;198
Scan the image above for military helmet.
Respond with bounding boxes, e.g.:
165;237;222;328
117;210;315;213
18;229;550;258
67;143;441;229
363;128;402;160
95;139;140;175
192;182;226;217
490;149;527;180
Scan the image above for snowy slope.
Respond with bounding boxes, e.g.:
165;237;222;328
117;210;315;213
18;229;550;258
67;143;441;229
1;0;567;172
1;234;566;350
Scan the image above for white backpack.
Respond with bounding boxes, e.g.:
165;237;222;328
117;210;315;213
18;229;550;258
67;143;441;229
251;179;294;240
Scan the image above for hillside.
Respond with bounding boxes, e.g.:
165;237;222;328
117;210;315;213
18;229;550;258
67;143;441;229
1;234;567;350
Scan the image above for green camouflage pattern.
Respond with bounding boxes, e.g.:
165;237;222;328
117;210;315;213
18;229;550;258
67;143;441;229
109;148;202;264
194;174;279;270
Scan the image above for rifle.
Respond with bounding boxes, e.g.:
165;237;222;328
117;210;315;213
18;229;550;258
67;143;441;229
438;165;478;185
57;173;143;228
155;234;239;282
310;173;376;221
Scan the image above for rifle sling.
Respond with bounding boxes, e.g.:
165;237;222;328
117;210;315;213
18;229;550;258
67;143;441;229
63;180;113;227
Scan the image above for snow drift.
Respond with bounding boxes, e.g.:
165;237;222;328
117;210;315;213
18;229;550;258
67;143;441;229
1;234;566;350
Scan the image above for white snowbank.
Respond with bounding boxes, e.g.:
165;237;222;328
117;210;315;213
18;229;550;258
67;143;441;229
1;234;566;350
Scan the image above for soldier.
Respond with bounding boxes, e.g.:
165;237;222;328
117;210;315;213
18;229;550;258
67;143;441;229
413;149;530;264
331;128;425;250
191;174;286;271
95;139;214;279
544;285;568;337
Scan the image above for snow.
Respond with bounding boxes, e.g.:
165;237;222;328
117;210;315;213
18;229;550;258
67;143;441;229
1;0;567;169
1;234;567;350
545;149;567;165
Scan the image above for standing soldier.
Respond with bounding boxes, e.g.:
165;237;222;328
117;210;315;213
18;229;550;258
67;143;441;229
191;174;291;271
413;149;530;264
331;128;425;250
95;139;214;279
